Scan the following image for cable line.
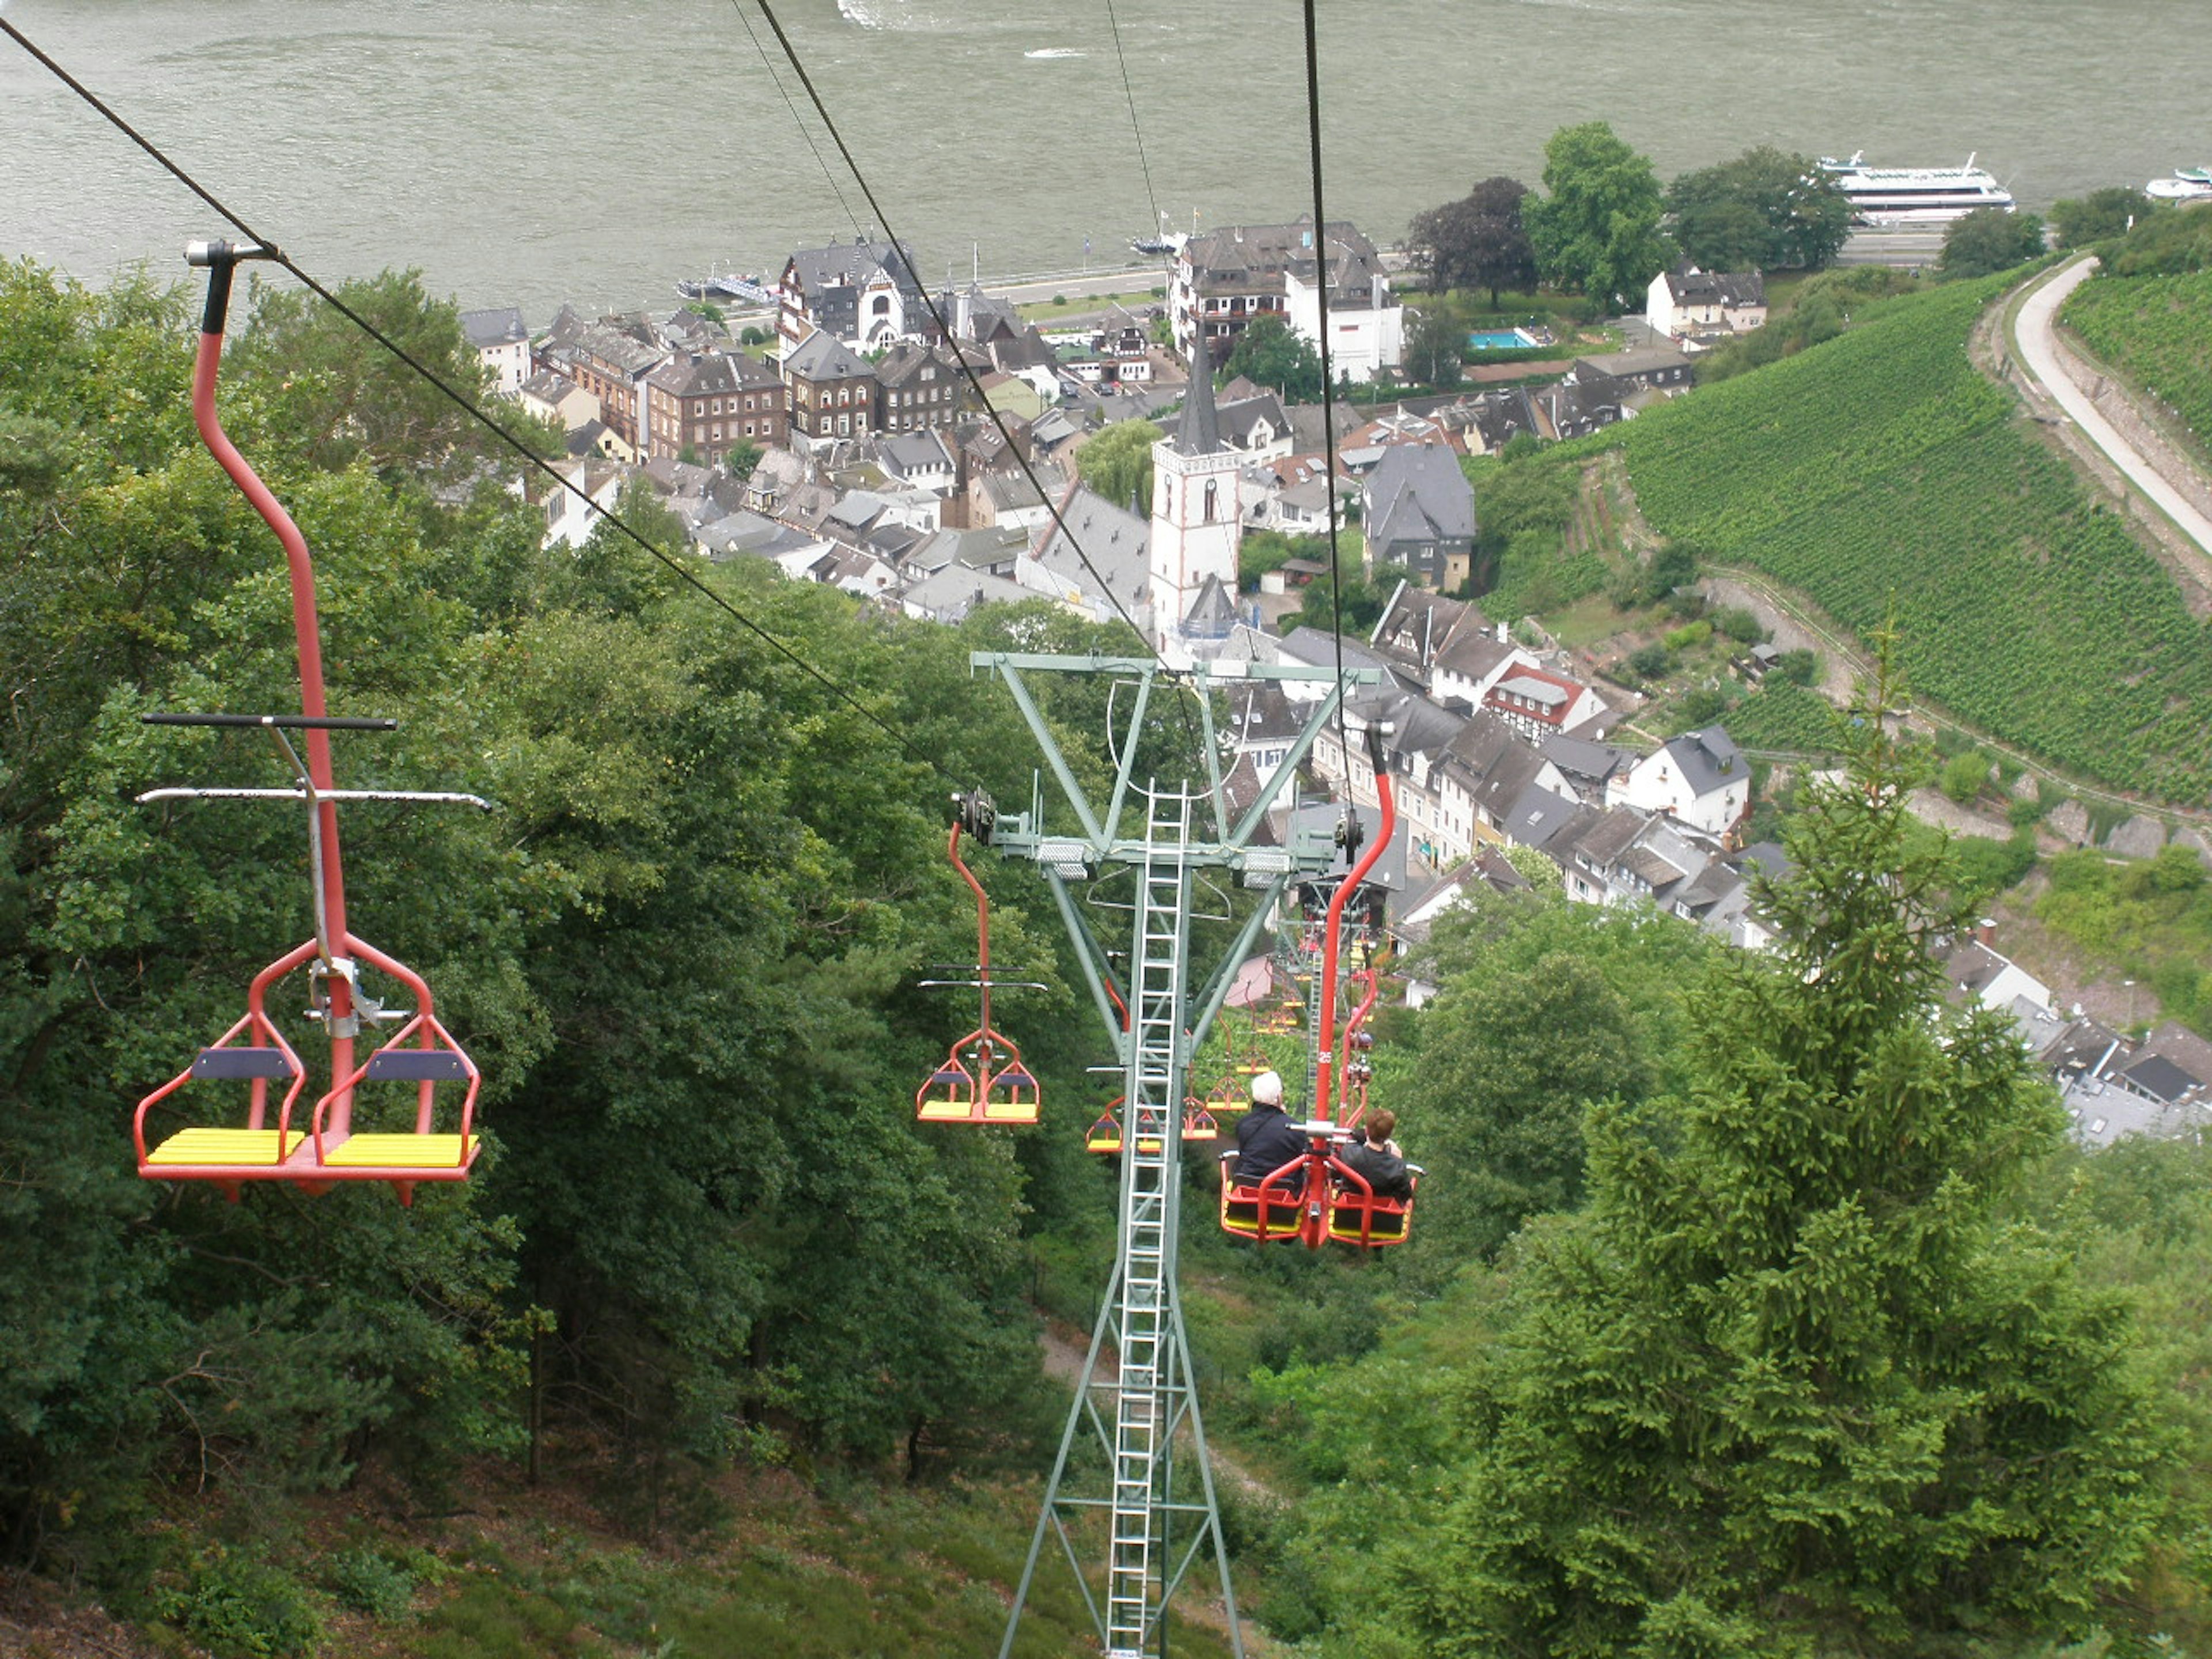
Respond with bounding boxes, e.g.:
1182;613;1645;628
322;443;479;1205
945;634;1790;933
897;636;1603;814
741;0;1210;772
724;0;863;238
0;14;960;792
1298;0;1355;758
1101;0;1164;253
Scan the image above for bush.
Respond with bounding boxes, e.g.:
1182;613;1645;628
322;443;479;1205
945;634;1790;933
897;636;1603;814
2007;793;2048;829
1940;748;1991;805
163;1548;324;1659
1777;647;1817;686
1716;606;1765;645
739;326;767;346
329;1548;416;1619
1628;642;1671;680
1662;620;1713;652
1677;687;1730;728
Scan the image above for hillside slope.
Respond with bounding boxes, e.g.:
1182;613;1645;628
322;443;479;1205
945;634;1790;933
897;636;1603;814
1616;277;2212;802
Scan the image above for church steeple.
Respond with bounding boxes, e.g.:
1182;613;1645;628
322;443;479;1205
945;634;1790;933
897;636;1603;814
1175;319;1222;456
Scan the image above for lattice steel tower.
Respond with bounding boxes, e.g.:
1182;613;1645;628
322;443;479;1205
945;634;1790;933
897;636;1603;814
974;652;1378;1659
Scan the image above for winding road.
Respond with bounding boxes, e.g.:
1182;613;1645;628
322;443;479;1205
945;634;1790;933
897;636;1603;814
2009;255;2212;559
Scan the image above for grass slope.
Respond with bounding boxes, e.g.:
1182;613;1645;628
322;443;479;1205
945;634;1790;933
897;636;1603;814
2062;266;2212;453
1617;277;2212;802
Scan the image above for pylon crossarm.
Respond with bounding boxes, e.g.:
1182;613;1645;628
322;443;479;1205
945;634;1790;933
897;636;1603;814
991;661;1107;843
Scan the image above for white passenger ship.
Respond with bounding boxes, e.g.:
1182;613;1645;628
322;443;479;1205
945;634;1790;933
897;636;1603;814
1817;153;2016;226
2146;168;2212;203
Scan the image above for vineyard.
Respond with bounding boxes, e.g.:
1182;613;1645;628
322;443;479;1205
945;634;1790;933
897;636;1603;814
1716;680;1844;755
2061;267;2212;454
1615;277;2212;802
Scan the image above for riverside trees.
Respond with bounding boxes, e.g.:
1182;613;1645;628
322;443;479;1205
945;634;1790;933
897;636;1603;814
1524;121;1674;308
1666;145;1853;272
1407;176;1536;306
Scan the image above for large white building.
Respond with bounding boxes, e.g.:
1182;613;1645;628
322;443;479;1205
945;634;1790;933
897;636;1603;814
1284;230;1404;384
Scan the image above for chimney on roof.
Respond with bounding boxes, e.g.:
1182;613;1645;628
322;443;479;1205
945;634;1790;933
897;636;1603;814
1976;918;1997;947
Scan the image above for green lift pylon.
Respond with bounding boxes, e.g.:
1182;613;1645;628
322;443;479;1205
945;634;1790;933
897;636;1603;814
974;652;1382;1659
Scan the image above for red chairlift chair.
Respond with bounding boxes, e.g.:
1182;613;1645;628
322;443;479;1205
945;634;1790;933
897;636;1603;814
134;241;491;1205
914;794;1042;1126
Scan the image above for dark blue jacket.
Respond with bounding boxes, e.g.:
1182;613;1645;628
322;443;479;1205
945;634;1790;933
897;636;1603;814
1233;1105;1310;1192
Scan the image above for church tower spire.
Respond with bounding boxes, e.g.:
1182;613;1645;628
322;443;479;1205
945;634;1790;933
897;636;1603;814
1147;320;1243;666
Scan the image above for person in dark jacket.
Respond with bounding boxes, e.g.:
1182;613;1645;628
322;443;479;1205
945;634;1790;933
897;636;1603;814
1338;1107;1413;1200
1230;1069;1309;1194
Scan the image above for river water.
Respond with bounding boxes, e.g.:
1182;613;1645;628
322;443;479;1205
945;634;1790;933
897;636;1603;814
3;0;2207;321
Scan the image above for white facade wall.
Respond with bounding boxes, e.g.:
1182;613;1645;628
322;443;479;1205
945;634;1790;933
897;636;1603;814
1285;269;1405;384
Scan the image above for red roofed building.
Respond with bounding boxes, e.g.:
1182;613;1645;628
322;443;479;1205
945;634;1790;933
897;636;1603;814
1482;665;1606;741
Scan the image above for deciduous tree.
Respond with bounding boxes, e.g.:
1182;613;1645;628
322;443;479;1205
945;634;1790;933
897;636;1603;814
1667;145;1853;271
1940;205;2049;278
2049;185;2152;249
1408;176;1536;306
1074;417;1161;513
1221;313;1325;403
1524;122;1674;307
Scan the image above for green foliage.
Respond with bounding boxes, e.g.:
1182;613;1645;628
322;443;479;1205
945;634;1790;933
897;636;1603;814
1946;828;2040;900
2036;846;2212;1032
1661;618;1711;651
1941;747;1992;804
1073;417;1161;513
2107;204;2212;277
1940;206;2050;279
1400;886;1718;1272
1666;145;1853;272
1408;176;1537;306
2063;266;2212;454
1221;313;1323;402
1282;672;2175;1656
1292;561;1411;635
1400;304;1464;389
1620;276;2212;801
1237;528;1326;589
1714;605;1764;643
1627;641;1670;679
2050;186;2154;249
161;1547;324;1658
1778;646;1818;685
1524;122;1674;305
328;1547;416;1618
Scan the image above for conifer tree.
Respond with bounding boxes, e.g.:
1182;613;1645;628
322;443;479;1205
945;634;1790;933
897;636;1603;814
1357;647;2172;1655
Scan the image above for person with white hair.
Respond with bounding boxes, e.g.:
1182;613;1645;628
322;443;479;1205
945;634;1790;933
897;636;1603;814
1229;1069;1309;1195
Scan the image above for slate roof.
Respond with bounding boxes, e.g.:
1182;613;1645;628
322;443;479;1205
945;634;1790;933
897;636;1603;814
2122;1054;2200;1104
1027;483;1152;617
459;306;528;350
1662;266;1766;308
1501;783;1587;853
1659;726;1746;796
1182;218;1376;291
1216;390;1289;451
646;351;782;397
1363;444;1476;554
785;238;925;336
783;329;876;382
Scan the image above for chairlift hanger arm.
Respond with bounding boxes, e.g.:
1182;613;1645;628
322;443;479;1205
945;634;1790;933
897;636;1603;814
137;787;495;812
142;712;396;731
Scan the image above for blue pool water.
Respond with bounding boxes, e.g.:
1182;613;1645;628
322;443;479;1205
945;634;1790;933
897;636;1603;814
1467;328;1540;351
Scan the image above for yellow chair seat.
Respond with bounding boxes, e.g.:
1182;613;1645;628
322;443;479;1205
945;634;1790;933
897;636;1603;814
146;1128;294;1167
918;1099;980;1122
323;1134;471;1169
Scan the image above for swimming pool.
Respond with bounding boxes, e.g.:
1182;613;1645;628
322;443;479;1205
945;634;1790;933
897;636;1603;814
1467;328;1542;351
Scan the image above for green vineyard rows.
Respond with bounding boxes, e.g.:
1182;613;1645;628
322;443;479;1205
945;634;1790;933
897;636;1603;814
1719;681;1845;755
2062;267;2212;453
1616;277;2212;802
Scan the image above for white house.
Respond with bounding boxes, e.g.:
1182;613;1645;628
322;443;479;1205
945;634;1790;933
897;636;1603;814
460;306;532;396
1283;230;1404;384
1645;266;1768;345
1609;725;1750;838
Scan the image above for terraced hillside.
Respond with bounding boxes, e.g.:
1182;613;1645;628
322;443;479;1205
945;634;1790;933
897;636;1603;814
2062;267;2212;453
1617;278;2212;802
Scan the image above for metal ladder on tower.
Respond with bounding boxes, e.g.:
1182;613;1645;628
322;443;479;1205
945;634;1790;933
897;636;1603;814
1105;782;1191;1657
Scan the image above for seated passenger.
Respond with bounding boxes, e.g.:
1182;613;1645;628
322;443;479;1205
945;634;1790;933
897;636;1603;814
1338;1108;1413;1201
1230;1070;1309;1194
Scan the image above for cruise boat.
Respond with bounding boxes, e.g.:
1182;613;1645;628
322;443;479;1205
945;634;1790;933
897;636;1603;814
1817;153;2015;226
673;271;777;306
2146;168;2212;202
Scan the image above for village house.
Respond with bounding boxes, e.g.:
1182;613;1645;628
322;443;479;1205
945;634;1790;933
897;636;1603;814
876;338;975;434
1283;225;1404;382
1608;725;1750;839
459;306;532;396
537;309;669;453
1571;344;1696;394
1361;444;1476;590
517;368;601;437
642;351;787;464
1646;264;1769;346
782;329;880;448
777;237;927;355
1482;665;1608;742
1169;217;1378;359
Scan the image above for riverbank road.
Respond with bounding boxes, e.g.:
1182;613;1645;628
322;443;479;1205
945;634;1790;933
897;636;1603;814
2010;254;2212;561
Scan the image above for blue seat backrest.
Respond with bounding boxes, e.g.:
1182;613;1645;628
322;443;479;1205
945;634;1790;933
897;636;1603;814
193;1047;295;1081
364;1048;470;1082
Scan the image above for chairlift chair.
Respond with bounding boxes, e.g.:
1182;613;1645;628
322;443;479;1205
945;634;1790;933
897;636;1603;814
134;241;491;1203
913;796;1041;1126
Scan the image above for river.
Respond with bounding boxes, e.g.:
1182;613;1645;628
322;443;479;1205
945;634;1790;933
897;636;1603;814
3;0;2207;321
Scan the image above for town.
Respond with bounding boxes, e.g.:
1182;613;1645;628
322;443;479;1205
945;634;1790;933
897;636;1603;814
452;210;2211;1153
